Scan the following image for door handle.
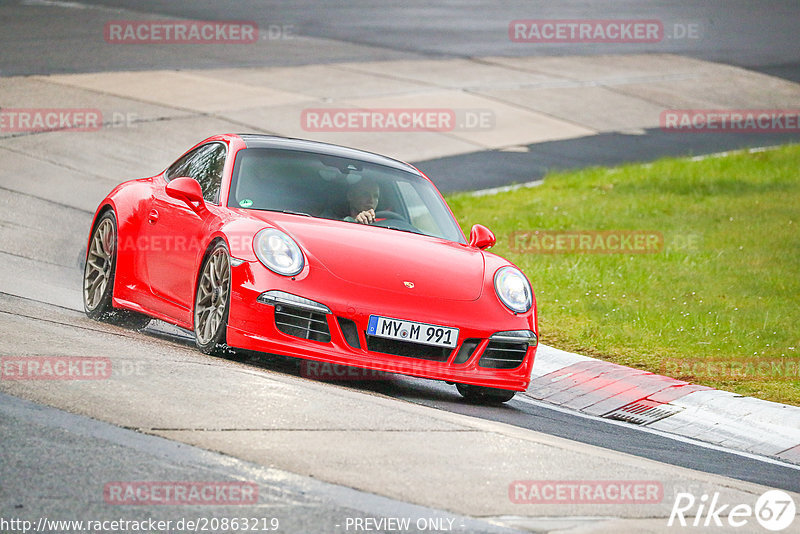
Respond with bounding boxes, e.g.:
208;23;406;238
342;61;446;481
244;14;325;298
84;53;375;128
148;209;159;224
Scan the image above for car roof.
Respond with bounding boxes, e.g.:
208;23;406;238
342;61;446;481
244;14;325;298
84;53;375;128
237;134;421;175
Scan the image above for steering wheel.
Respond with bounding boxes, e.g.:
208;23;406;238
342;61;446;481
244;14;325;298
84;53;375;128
373;212;423;234
375;210;404;220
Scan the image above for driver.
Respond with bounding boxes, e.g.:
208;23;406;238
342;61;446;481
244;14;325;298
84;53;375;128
344;177;381;224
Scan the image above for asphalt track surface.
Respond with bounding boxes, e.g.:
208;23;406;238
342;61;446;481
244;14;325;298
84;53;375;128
2;1;800;532
4;0;800;191
146;330;800;494
4;0;800;77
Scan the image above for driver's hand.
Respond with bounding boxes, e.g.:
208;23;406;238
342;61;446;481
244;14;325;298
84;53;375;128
355;209;376;224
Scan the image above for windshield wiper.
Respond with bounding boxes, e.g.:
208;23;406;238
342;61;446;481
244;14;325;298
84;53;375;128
278;210;311;217
383;225;424;235
245;207;312;217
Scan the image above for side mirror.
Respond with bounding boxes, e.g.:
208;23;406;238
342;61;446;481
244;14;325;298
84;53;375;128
469;224;496;250
166;177;204;207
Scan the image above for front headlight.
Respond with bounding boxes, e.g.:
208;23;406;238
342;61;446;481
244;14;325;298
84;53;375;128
494;266;532;313
254;228;304;276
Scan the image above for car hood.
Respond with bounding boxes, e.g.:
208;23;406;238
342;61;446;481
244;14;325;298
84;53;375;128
261;214;486;301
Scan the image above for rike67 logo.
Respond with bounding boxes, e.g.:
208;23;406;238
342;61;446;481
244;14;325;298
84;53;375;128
669;490;796;531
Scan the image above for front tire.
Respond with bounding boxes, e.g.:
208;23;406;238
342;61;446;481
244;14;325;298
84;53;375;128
194;242;231;355
83;211;150;329
456;383;516;404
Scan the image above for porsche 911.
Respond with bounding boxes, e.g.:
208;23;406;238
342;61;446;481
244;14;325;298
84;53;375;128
83;134;538;402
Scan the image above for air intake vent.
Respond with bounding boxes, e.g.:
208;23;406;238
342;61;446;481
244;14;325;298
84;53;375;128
274;304;331;343
337;317;361;349
478;341;528;369
453;339;481;364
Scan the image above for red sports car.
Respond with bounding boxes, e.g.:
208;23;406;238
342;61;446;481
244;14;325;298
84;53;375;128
83;134;537;402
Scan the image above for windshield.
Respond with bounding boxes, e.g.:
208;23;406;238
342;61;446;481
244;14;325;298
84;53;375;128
227;148;466;243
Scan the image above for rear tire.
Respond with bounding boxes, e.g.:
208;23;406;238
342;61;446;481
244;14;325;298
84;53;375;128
194;242;231;355
83;211;151;330
456;383;516;404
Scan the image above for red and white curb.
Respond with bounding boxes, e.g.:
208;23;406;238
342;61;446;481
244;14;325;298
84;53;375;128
525;344;800;465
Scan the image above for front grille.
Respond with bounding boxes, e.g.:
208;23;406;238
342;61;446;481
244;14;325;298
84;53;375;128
274;304;331;342
366;336;451;362
478;341;528;369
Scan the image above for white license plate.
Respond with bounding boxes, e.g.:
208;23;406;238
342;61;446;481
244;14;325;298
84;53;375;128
367;315;459;349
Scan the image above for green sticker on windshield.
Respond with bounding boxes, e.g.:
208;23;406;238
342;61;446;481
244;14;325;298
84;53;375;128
239;199;253;208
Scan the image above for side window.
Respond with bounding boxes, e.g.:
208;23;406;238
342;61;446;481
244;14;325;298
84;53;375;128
165;143;227;204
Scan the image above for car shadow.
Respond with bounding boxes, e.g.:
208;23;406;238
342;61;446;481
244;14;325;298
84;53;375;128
139;319;522;409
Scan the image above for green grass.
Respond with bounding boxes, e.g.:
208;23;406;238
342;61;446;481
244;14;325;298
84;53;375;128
446;145;800;405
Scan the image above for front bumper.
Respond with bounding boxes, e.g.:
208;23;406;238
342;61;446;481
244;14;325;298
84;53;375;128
225;261;537;391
